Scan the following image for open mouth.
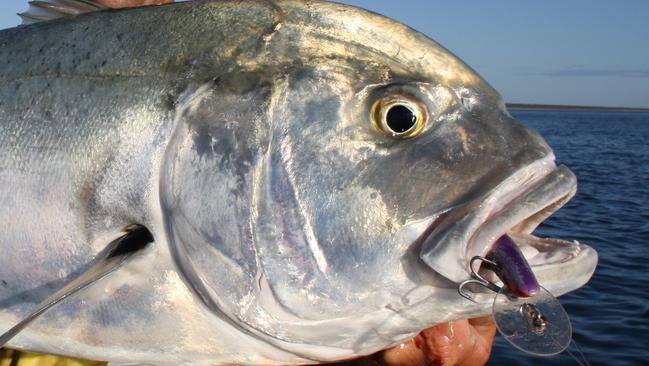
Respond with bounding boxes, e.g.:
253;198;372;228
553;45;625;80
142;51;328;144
420;156;597;294
468;164;576;262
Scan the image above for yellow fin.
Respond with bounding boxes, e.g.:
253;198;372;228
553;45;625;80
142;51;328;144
0;349;105;366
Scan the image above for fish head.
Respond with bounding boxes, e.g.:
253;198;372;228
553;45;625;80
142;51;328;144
160;0;597;360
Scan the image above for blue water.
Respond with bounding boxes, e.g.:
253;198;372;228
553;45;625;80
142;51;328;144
488;110;649;366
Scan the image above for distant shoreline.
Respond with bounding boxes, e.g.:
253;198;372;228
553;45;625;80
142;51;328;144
506;103;649;113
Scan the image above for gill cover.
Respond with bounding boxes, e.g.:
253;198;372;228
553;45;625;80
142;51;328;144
158;63;453;356
160;75;272;328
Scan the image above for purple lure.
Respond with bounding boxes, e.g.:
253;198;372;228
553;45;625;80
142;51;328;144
487;234;540;297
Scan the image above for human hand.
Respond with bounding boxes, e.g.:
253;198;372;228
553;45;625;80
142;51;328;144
381;316;496;366
341;316;497;366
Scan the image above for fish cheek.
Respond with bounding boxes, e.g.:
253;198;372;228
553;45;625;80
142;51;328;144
159;80;272;320
259;74;412;309
159;66;399;330
364;110;496;212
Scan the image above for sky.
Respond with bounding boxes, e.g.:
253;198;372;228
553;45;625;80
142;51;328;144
0;0;647;108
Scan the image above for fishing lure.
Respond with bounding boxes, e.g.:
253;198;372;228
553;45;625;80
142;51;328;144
458;235;589;365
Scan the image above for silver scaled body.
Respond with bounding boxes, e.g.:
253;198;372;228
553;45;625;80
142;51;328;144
0;1;597;364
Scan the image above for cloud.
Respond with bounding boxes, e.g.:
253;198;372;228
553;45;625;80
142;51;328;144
535;67;649;77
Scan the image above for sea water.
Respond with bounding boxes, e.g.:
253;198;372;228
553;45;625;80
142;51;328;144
488;110;649;366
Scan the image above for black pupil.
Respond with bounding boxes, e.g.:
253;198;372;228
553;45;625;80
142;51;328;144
385;105;417;133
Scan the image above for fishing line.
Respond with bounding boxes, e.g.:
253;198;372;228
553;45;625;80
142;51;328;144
565;338;590;366
548;334;590;366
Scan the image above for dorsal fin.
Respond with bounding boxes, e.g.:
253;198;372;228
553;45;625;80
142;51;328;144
19;0;108;25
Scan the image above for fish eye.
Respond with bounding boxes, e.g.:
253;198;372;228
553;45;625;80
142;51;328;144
371;97;427;139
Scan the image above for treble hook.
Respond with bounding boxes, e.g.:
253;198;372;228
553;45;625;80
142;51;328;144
457;256;503;302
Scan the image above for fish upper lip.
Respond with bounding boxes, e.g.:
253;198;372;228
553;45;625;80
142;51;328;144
419;155;578;283
467;164;577;261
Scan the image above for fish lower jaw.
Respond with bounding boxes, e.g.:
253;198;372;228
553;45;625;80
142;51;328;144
503;232;597;297
452;232;597;308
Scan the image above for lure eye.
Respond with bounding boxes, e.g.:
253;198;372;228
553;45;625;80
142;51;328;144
371;97;427;139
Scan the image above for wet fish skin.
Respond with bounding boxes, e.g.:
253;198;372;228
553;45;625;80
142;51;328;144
0;1;596;364
0;3;301;364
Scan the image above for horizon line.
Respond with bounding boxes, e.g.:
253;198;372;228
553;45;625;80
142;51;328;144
506;103;649;113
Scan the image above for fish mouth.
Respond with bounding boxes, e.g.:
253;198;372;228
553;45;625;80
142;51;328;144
420;155;597;293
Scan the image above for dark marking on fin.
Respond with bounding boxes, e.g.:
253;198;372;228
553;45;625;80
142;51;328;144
108;224;154;259
19;0;107;25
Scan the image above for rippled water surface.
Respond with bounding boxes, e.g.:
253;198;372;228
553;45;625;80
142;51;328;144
488;110;649;366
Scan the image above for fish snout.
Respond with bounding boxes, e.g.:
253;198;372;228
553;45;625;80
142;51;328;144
418;157;579;284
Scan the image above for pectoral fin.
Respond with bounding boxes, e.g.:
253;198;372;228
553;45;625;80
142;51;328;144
0;225;153;348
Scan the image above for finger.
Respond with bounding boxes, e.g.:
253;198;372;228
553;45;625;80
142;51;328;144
417;320;470;365
382;340;426;366
468;315;497;346
382;317;496;366
459;316;496;366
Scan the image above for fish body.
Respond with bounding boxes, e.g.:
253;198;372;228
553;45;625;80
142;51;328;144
0;1;597;364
